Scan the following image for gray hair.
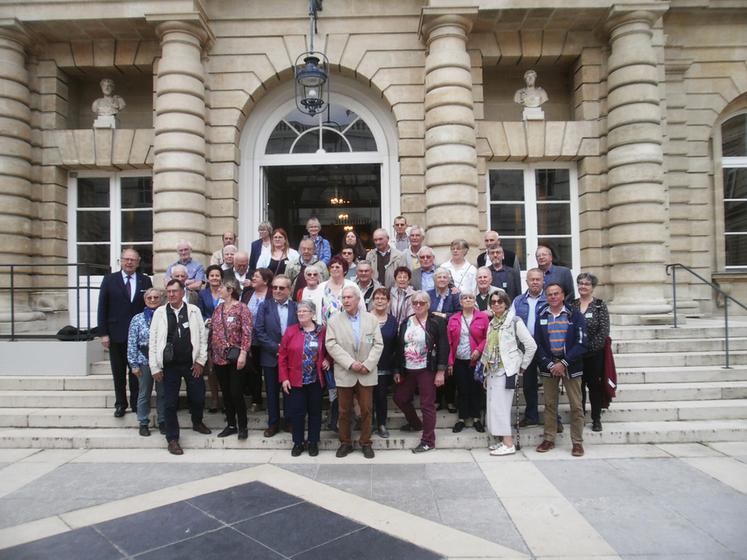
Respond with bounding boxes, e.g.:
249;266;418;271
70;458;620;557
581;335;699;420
434;267;452;280
222;277;242;300
223;244;237;255
306;217;321;228
417;245;434;258
171;264;187;276
258;221;273;233
297;299;317;316
341;285;361;300
144;287;164;304
410;290;431;307
409;225;423;237
304;264;321;277
459;290;476;300
176;240;192;250
476;266;492;276
450;238;469;251
577;272;599;288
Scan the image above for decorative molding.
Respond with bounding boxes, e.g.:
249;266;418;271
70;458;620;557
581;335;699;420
478;120;600;161
43;129;154;169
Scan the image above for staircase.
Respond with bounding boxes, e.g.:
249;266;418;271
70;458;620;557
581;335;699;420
0;319;746;450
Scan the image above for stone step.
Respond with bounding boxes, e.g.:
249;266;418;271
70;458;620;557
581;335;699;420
617;366;747;384
615;351;747;368
1;419;746;449
613;337;747;354
610;324;747;341
2;398;746;429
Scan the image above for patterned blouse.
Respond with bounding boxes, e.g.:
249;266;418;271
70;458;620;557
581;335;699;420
571;297;610;355
209;301;252;365
403;316;428;370
302;326;323;385
126;310;153;369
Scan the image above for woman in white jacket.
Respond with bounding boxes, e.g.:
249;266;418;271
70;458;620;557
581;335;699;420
480;289;537;456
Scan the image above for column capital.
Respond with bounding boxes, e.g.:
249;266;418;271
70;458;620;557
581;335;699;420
0;18;32;48
147;11;215;49
605;4;669;36
418;7;478;44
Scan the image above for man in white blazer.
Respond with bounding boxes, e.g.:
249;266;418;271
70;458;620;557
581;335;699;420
325;286;383;459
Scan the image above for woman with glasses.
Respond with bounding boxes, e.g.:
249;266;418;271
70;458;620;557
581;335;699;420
572;272;610;432
128;288;166;437
267;228;298;276
481;290;537;456
370;287;398;438
393;290;449;453
299;264;325;323
340;247;358;280
320;255;361;325
197;265;224;414
210;277;253;440
447;291;489;434
279;300;330;457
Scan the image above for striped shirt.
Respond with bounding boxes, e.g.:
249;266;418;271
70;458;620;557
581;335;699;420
547;308;570;356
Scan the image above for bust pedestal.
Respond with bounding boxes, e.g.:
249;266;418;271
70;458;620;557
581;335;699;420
93;115;118;129
522;107;545;121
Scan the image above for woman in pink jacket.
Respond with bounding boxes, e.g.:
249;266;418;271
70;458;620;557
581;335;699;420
447;291;489;433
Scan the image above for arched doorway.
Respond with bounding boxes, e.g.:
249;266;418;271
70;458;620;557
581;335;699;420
239;78;399;253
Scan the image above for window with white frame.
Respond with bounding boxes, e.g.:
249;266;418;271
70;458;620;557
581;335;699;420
69;173;153;275
722;113;747;269
487;165;579;272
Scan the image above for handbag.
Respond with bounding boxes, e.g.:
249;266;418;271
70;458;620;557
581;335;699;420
221;304;242;364
473;361;485;384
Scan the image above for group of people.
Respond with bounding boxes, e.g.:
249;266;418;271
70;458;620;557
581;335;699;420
98;216;610;458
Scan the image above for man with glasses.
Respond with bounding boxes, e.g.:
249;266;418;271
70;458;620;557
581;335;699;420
98;247;153;417
254;274;298;437
411;246;437;292
210;231;236;266
165;240;204;292
393;215;410;252
477;230;520;270
487;246;521;301
404;225;425;271
354;261;380;310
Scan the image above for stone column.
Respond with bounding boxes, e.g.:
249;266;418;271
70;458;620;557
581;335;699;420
152;20;210;276
605;8;671;323
420;11;480;262
0;22;42;329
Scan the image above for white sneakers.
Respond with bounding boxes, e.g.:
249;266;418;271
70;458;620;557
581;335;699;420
490;444;516;456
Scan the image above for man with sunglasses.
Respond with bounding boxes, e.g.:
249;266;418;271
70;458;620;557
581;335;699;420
411;246;438;292
254;274;298;437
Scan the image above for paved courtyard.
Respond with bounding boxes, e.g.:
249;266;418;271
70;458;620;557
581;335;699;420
0;442;746;559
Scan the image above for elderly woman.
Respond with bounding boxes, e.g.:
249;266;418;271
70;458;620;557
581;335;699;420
127;288;166;437
440;239;477;294
279;300;330;457
393;290;449;453
428;267;462;319
482;290;537;456
572;272;610;432
447;291;489;433
210;277;253;440
267;228;299;276
303;217;332;266
299;264;325;323
370;287;398;438
320;255;361;324
249;220;273;272
197;264;224;413
389;265;415;325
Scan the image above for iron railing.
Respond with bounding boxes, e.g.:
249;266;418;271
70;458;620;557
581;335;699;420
666;263;747;369
0;263;110;341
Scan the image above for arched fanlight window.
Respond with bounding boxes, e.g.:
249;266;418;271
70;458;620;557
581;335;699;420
265;103;377;154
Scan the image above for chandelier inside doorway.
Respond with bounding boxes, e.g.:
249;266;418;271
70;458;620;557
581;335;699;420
294;0;329;117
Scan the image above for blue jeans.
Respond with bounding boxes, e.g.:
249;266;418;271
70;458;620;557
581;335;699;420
136;363;165;427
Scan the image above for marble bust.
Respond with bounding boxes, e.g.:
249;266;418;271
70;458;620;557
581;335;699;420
514;70;548;120
92;78;126;128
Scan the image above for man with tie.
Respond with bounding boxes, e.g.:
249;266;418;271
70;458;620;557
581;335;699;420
254;274;298;437
97;247;153;417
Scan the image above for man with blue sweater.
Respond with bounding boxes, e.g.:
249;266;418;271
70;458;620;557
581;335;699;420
534;283;587;457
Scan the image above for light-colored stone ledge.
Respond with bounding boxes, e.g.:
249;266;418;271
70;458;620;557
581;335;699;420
42;129;153;169
478;120;599;161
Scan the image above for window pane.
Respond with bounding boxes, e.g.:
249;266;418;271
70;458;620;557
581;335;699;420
536;169;570;201
266;121;298;154
725;201;747;232
537;237;573;268
723;168;747;200
347;120;377;151
77;211;110;242
76;244;110;274
322;129;350;153
498;238;525;269
129;244;153;275
489;170;524;200
121;177;152;208
77;177;109;208
537;202;571;235
122;210;152;242
292;130;319;153
722;114;747;157
490;204;525;236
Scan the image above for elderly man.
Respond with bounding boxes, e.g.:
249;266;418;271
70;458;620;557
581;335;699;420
223;250;252;301
97;247;153;417
254;274;298;437
210;231;236;266
411;246;438;292
487;246;521;301
221;244;237;273
393;215;409;252
534;283;587;457
149;279;211;456
365;228;407;288
404;225;424;271
477;231;520;270
536;245;575;305
165;241;205;291
512;267;548;427
325;286;384;459
475;266;499;312
286;237;329;298
169;265;199;305
354;261;380;310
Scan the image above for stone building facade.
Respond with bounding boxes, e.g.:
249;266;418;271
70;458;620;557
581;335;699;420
0;0;746;328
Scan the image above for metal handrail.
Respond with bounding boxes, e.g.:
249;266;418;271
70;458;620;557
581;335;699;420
665;263;747;369
0;263;110;341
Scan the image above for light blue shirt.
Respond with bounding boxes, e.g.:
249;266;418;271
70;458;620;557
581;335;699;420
347;311;361;347
166;258;205;284
527;295;539;336
421;269;435;292
277;300;290;335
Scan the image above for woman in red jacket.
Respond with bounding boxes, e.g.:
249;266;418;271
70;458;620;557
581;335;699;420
278;299;330;457
447;291;489;433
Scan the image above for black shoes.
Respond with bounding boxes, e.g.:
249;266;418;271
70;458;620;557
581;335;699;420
453;421;465;433
138;425;150;437
291;443;305;457
362;445;375;459
218;426;238;438
192;422;212;435
113;406;126;418
308;443;319;456
473;420;485;433
238;429;248;440
158;422;166;435
592;419;603;432
336;443;354;458
557;422;564;433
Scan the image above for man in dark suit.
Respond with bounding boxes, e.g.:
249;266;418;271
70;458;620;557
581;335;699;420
97;247;153;417
253;274;298;437
477;230;520;270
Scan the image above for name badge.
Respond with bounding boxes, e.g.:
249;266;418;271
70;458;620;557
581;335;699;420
365;334;374;344
309;340;318;349
539;319;548;325
227;316;236;323
585;312;593;319
502;282;507;288
182;322;190;329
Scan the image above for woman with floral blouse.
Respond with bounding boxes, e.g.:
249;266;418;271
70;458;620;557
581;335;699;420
210;277;253;440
